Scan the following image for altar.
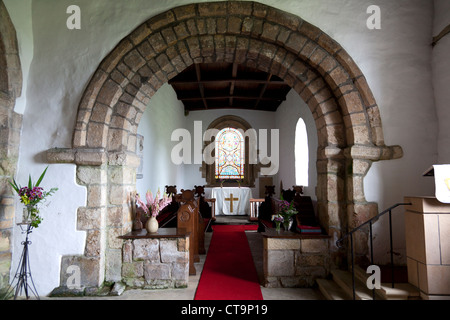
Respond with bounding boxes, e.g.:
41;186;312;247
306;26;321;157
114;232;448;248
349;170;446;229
211;187;252;215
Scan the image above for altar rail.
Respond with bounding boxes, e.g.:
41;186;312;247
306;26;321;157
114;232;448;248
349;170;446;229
250;198;264;221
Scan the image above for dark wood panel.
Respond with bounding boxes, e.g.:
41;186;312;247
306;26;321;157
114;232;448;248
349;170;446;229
168;63;291;112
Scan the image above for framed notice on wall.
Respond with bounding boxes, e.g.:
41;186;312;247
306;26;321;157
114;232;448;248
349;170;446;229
136;134;144;179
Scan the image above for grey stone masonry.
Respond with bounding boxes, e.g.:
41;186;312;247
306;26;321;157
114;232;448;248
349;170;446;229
263;231;331;288
119;229;190;289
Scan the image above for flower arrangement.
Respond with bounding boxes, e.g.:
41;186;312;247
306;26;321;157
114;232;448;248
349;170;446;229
278;200;298;231
135;188;172;218
271;214;284;232
9;166;58;228
272;214;284;223
278;200;298;220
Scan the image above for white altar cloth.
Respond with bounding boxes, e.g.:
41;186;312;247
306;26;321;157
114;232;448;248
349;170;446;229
211;187;252;215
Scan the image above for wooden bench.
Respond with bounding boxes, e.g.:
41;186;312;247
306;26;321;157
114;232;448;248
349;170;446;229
194;185;216;227
257;185;324;235
176;197;211;275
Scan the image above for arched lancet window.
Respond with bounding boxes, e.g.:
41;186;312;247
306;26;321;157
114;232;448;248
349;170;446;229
215;127;245;180
203;115;256;187
295;118;309;186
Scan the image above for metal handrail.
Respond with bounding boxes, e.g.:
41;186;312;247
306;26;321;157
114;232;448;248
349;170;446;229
336;202;412;300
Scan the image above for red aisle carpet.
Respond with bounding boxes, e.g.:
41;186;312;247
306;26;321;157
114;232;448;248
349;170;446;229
194;224;263;300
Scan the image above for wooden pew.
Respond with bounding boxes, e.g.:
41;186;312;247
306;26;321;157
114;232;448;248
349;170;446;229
179;189;206;256
176;198;200;275
156;185;180;228
257;185;322;234
257;185;277;232
194;185;215;231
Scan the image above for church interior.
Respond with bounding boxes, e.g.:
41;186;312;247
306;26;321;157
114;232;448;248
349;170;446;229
0;0;449;301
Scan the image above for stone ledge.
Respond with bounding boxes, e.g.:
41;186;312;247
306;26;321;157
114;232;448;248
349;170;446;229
344;145;403;161
47;148;141;168
47;148;106;166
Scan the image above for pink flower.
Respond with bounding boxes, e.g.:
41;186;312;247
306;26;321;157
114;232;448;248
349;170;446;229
146;190;153;206
135;194;149;215
136;188;173;218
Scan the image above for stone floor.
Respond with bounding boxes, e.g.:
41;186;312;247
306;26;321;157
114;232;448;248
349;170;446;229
46;215;325;300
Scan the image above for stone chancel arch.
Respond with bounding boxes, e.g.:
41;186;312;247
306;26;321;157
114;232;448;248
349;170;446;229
47;1;403;291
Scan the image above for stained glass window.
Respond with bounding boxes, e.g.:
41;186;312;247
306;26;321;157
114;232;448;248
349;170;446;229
215;127;245;180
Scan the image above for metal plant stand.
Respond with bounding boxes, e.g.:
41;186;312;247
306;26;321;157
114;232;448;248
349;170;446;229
6;223;40;300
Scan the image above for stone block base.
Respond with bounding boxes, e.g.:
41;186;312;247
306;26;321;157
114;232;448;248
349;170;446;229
121;236;189;289
262;234;330;288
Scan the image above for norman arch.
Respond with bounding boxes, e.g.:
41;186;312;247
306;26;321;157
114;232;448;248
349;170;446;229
47;1;403;290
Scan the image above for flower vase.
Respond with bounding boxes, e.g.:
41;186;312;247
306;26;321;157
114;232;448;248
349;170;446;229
22;206;32;224
146;216;159;234
283;218;293;231
22;205;37;225
275;221;281;232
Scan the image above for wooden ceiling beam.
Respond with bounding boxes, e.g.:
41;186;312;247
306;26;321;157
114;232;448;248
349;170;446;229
184;104;280;112
169;78;286;86
229;63;238;107
178;95;286;102
195;64;208;109
168;62;290;112
254;73;273;109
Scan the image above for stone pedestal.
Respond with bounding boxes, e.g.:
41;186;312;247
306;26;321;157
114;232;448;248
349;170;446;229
404;196;450;300
119;228;190;289
262;229;330;288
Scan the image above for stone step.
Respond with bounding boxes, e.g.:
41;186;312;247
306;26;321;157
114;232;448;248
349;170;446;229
331;269;383;300
379;283;420;300
353;265;420;300
316;278;349;300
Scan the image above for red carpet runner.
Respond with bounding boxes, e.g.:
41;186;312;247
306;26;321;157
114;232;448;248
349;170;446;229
194;224;263;300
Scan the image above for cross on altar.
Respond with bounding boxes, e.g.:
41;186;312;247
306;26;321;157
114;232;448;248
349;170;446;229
211;187;252;215
225;193;239;213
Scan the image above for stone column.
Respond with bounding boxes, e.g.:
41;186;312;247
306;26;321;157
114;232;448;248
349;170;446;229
0;106;21;290
341;145;403;267
105;152;138;282
345;158;378;266
316;147;346;267
0;0;23;292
